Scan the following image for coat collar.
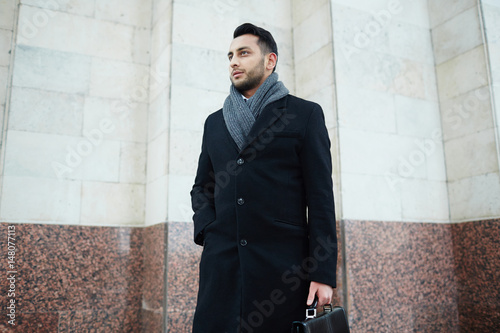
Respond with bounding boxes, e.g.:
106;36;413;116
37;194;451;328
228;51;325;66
240;94;289;152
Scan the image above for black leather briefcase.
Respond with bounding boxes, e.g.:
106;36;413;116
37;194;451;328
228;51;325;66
291;300;350;333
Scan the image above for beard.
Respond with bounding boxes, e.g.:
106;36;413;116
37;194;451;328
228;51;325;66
230;58;266;93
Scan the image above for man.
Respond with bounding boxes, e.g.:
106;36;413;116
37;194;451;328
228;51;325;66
190;23;337;333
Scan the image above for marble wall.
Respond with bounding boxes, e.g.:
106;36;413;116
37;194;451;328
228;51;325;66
145;0;172;226
482;0;500;186
0;222;145;332
430;0;500;221
331;0;449;223
0;0;150;226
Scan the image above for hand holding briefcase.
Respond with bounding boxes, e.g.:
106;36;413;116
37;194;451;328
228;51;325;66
291;297;350;333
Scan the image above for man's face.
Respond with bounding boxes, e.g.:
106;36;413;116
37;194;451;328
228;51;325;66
227;34;267;93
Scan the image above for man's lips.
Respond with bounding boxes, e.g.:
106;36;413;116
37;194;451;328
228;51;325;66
232;70;244;78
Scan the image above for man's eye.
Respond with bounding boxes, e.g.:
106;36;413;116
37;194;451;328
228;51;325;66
228;56;232;61
241;51;248;55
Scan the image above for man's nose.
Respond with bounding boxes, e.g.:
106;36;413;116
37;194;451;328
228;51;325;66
230;57;238;68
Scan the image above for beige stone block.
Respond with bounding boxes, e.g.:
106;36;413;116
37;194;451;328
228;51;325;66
444;128;499;181
153;0;171;26
81;181;145;226
395;95;441;138
0;175;81;223
20;0;95;17
133;27;151;65
387;22;433;65
17;5;135;62
83;96;148;143
293;0;329;25
449;172;500;221
0;0;16;30
95;0;152;28
331;4;382;62
0;28;12;66
0;65;8;106
148;89;169;142
339;128;427;179
4;130;82;180
436;45;488;101
483;2;500;44
425;138;447;182
440;86;494;141
12;45;91;94
145;174;168;225
89;58;149;102
147;131;168;182
401;179;449;222
341;172;402;221
120;142;147;184
337;84;396;133
391;0;430;28
278;63;295;94
167;174;194;222
150;4;171;62
171;43;228;93
171;2;235;52
169;129;202;177
80;139;121;182
432;6;483;65
169;85;226;132
149;44;171;102
391;58;426;100
295;44;334;98
422;62;439;102
293;3;332;63
9;87;84;136
240;0;292;30
427;0;476;28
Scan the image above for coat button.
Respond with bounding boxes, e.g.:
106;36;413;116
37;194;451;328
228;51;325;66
240;239;247;246
237;198;245;205
237;158;244;165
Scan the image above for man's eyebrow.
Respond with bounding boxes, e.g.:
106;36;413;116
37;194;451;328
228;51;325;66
227;46;251;57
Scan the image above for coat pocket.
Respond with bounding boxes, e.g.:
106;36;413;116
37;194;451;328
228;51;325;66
274;218;306;228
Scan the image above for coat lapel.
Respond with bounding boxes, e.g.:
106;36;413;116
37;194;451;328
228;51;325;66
240;95;289;152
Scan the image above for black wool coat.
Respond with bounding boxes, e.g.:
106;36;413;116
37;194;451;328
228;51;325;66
190;94;338;333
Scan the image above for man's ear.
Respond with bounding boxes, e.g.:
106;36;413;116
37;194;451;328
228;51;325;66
266;52;277;71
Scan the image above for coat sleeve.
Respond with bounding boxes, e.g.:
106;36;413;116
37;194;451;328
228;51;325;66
299;104;338;288
190;118;216;246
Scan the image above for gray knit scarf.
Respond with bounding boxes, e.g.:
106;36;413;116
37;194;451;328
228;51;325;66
223;72;289;151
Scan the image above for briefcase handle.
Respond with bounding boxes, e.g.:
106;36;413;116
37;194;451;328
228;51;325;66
305;296;333;319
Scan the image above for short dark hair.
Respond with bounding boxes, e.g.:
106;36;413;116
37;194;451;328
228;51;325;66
233;23;278;72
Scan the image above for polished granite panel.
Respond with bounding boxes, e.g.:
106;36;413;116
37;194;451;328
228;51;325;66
142;223;166;332
451;218;500;332
167;310;195;333
165;221;344;332
141;309;164;333
0;223;144;332
0;312;58;333
166;222;202;332
344;220;460;333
